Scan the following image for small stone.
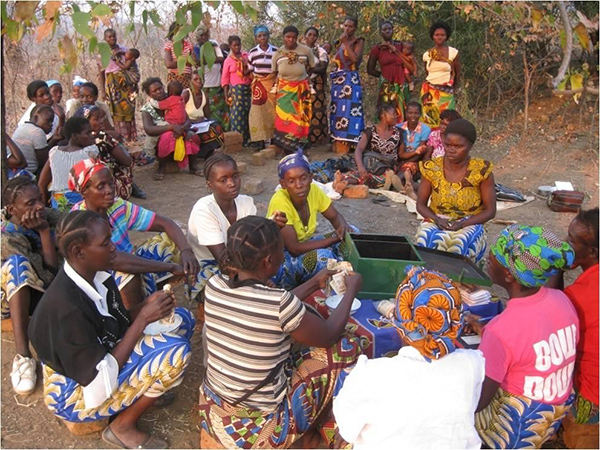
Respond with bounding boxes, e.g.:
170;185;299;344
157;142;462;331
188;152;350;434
251;152;265;166
223;143;243;154
236;161;247;174
156;159;181;174
343;185;369;199
242;177;265;195
260;146;277;160
223;131;243;146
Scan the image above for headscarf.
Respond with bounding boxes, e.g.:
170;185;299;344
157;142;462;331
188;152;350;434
254;25;269;37
491;225;575;288
46;79;60;87
68;158;109;193
195;25;208;42
74;105;100;119
393;265;463;361
445;118;477;144
277;150;310;179
73;76;88;86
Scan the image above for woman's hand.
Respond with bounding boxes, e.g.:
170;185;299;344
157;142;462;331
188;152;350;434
335;223;351;241
446;220;464;231
358;166;369;179
271;211;288;229
139;291;175;324
339;33;348;44
434;216;451;230
463;313;484;336
180;248;199;285
314;268;338;290
20;209;50;232
344;272;363;295
171;124;185;138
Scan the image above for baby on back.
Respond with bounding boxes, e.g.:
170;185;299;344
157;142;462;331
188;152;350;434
151;81;188;126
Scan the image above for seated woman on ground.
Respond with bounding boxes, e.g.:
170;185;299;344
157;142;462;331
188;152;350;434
474;225;579;449
74;106;139;200
38;116;99;212
397;102;432;199
18;80;63;144
1;177;62;396
11;105;56;177
69;158;200;310
267;151;354;290
424;108;461;159
334;266;485;449
28;210;194;449
341;103;406;191
199;216;362;449
415;118;496;263
140;77;202;181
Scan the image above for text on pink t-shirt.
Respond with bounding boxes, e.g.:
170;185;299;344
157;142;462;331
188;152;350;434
479;287;579;405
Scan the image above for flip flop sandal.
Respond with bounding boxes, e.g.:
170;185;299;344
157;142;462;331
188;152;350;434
371;196;389;204
152;391;175;408
102;426;168;449
189;169;204;177
153;172;165;181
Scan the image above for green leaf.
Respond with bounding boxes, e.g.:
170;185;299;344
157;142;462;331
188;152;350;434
88;36;97;54
190;2;202;28
201;40;216;69
59;62;72;75
230;1;244;15
98;41;112;68
559;30;566;49
72;3;80;13
173;24;194;42
1;2;8;21
207;1;220;9
177;55;188;74
72;11;94;38
175;8;186;25
91;3;112;17
126;22;135;34
142;10;148;34
129;1;135;18
5;19;19;41
149;10;161;28
173;39;182;57
246;5;257;21
557;75;569;91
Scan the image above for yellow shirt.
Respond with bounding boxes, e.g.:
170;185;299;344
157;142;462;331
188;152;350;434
267;183;332;242
419;157;493;220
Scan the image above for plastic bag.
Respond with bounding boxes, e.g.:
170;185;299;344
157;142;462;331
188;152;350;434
173;136;186;162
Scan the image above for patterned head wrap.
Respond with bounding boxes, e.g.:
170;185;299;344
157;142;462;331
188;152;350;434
393;266;463;361
195;25;209;41
277;151;310;179
68;158;109;193
73;76;88;86
491;225;575;288
254;25;269;36
46;80;60;87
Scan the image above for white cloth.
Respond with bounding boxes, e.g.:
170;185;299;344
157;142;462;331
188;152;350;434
333;347;485;450
63;261;119;409
423;46;458;85
48;145;99;192
187;194;257;261
204;40;223;88
11;122;48;172
17;102;59;140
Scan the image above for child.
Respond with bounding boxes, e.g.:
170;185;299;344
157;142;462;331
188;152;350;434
114;48;141;100
77;82;115;128
65;76;88;119
38;116;99;211
151;81;188;127
47;80;66;129
402;42;417;91
397;102;431;199
425;109;462;159
11;105;56;175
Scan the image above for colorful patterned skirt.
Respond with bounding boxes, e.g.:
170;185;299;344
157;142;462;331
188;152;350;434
273;226;358;291
476;387;575;449
50;190;83;213
229;84;252;145
415;221;487;263
1;254;48;319
329;70;364;144
249;73;277;142
42;307;194;422
309;73;329;144
167;71;192;89
571;387;599;424
273;79;312;154
192;123;224;160
188;259;220;301
377;77;410;124
420;81;455;129
101;158;133;200
199;334;361;449
204;86;230;131
157;131;200;169
105;71;137;141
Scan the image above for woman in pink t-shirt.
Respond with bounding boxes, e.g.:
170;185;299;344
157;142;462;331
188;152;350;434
474;225;578;449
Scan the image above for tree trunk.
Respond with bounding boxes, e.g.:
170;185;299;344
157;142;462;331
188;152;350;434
553;0;573;88
1;34;7;189
523;49;531;132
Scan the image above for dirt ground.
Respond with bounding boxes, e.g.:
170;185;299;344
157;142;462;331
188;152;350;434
1;95;598;449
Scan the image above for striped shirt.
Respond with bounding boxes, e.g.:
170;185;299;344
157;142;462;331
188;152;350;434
248;44;277;75
72;197;155;253
204;274;306;411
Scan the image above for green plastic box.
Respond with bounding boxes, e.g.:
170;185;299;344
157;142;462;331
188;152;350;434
345;233;492;299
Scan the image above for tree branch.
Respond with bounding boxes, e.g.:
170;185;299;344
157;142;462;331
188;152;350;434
553;86;600;95
553;0;573;88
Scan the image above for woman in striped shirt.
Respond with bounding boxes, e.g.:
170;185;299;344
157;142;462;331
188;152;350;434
200;215;362;448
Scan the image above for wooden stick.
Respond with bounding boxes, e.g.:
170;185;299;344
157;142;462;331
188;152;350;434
553;87;600;96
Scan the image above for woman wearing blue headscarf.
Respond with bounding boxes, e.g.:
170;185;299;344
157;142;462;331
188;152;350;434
267;151;355;289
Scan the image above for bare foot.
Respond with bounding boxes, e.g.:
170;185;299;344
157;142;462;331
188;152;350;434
391;174;405;193
383;170;394;190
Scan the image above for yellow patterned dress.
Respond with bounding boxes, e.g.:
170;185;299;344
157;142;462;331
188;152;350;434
415;157;493;262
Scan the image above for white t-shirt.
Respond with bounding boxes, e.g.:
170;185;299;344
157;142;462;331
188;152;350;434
333;347;485;450
203;40;224;88
11;122;48;172
187;194;257;261
18;103;59;140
